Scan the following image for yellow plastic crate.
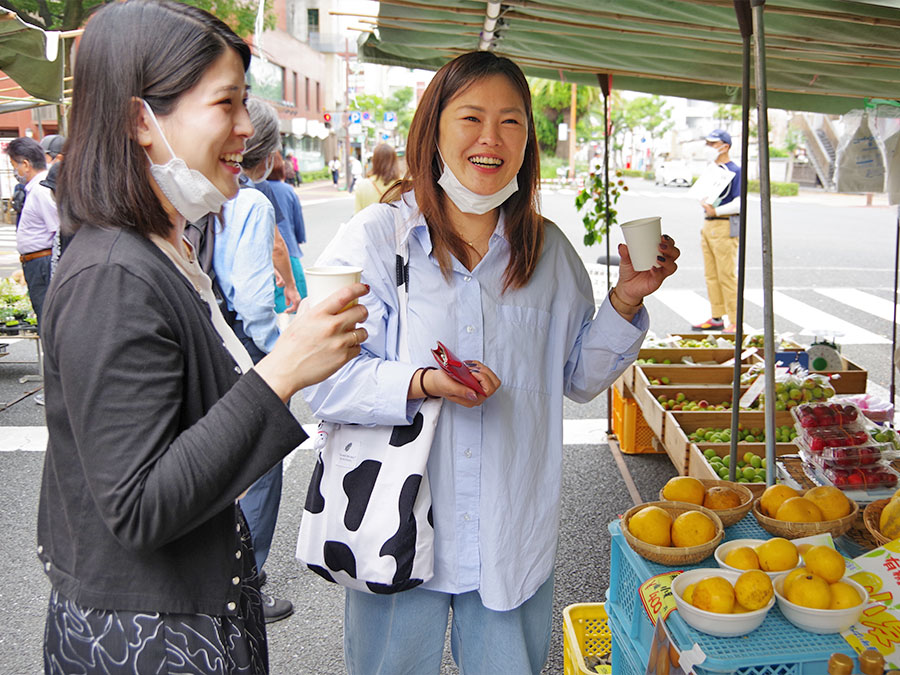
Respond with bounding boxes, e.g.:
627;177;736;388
563;603;612;675
611;388;658;454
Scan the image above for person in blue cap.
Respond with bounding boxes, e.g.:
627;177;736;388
692;128;740;332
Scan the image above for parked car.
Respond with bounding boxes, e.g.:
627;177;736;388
655;159;693;187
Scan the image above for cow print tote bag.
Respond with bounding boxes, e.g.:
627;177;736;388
296;205;442;594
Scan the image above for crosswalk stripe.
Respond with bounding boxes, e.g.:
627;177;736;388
815;288;899;323
743;289;889;344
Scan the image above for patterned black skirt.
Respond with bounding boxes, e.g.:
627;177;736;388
43;515;268;675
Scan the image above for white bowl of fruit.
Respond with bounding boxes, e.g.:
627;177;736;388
715;537;802;579
672;568;775;637
772;545;868;634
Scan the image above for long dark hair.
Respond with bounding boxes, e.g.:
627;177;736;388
383;51;543;291
57;0;251;237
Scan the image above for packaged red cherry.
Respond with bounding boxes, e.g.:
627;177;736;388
823;464;900;490
791;401;863;428
794;422;872;453
798;443;886;469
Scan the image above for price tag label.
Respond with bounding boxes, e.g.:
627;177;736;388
639;570;682;625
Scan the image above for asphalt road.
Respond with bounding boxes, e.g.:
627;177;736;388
0;178;897;673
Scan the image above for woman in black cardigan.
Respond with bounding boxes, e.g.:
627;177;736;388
38;2;368;672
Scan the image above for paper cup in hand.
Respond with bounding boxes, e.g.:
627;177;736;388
304;266;363;309
620;217;662;271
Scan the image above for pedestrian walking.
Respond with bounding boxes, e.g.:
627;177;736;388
302;50;679;674
38;2;368;672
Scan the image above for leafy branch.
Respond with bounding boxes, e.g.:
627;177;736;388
575;169;627;247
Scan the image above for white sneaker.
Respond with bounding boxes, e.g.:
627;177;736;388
34;393;44;406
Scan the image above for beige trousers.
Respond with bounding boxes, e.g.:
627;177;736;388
700;217;738;323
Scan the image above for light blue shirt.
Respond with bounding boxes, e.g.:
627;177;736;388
214;188;279;354
303;193;648;610
16;170;59;254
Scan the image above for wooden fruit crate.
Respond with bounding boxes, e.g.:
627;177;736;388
637;346;754;367
819;355;867;394
663;410;795;479
690;442;797;482
635;364;751;388
633;385;748;442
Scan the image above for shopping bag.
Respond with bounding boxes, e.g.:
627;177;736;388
296;204;442;593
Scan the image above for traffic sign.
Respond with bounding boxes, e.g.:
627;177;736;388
348;111;361;124
384;111;397;130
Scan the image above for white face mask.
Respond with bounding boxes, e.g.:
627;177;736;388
706;145;724;162
142;99;230;223
436;149;518;215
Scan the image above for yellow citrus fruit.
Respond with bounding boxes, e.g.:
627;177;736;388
756;537;799;572
786;573;832;609
662;476;706;505
829;581;862;609
775;497;824;523
804;545;846;584
760;484;799;518
682;583;696;604
724;546;760;570
804;486;851;521
703;487;742;510
735;570;774;610
892;488;900;500
692;576;736;614
629;506;673;547
671;511;717;547
796;543;813;557
880;498;900;540
782;567;809;596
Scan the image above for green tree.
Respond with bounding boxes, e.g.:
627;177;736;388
529;78;600;157
351;87;414;144
612;95;672;169
1;0;268;35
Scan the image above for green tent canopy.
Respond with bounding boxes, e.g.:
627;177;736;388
0;12;64;110
360;0;900;113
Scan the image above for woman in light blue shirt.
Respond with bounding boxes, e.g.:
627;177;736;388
303;51;679;674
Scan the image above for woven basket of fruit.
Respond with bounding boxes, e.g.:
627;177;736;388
752;499;858;540
622;501;724;566
863;499;891;547
657;478;753;527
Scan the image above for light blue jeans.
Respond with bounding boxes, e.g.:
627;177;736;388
344;574;554;674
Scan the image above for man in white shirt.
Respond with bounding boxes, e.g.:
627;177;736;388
6;137;60;328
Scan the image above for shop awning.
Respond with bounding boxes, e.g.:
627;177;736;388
360;0;900;114
0;12;65;111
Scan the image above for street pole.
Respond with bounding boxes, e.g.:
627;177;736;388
344;38;351;192
568;83;577;184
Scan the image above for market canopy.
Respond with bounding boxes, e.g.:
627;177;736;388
360;0;900;114
0;12;64;111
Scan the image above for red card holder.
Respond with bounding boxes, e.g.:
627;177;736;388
431;341;486;397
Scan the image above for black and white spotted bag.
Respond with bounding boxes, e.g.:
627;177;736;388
296;206;442;594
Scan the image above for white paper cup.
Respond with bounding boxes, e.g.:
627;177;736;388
620;216;663;271
304;266;363;307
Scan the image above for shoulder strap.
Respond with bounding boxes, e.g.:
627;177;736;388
391;204;412;362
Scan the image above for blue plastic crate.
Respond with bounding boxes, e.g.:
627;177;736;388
607;517;859;674
608;609;644;675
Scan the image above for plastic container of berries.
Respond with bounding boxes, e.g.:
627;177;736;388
794;439;887;467
798;446;890;473
791;402;863;429
794;423;873;453
822;464;899;491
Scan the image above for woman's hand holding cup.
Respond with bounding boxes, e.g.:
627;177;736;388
255;283;369;402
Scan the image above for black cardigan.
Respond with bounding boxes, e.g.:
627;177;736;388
37;225;306;616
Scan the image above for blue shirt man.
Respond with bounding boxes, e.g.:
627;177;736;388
693;129;741;333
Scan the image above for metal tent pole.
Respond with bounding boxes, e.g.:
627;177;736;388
751;0;777;486
598;73;614;434
729;0;753;482
892;205;899;410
